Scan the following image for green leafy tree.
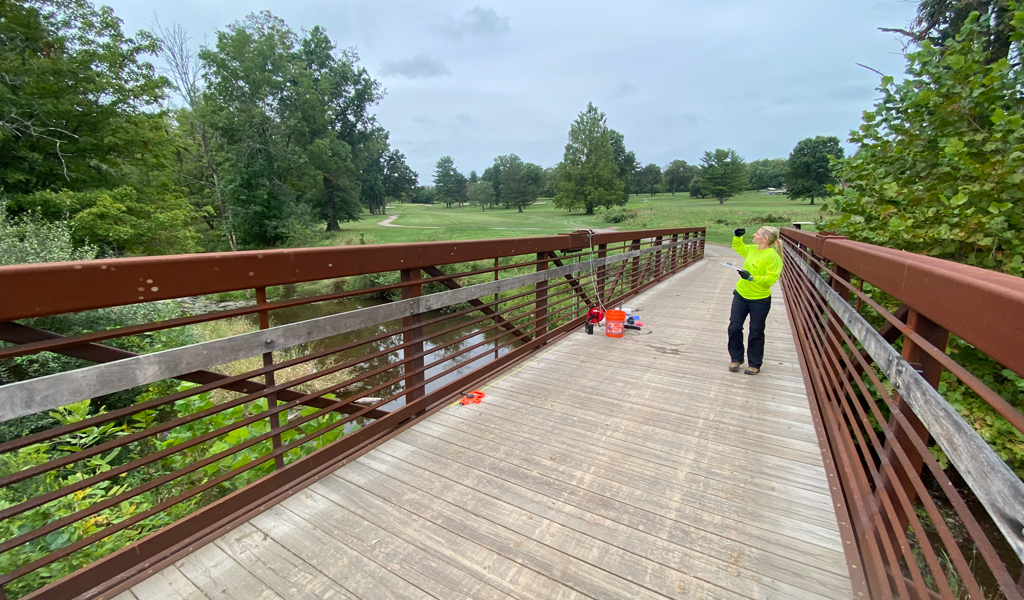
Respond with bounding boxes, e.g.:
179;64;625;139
688;176;707;199
0;0;167;195
496;155;540;212
746;158;788;190
698;149;747;204
382;149;418;203
888;0;1015;64
539;167;556;198
640;163;663;195
466;181;495;211
553;103;624;214
468;170;479;184
826;11;1024;478
433;155;464;208
824;13;1024;276
663;160;695;196
787;137;843;205
609;130;638;202
412;185;436;204
200;12;309;247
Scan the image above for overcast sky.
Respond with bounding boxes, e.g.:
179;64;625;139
106;0;918;180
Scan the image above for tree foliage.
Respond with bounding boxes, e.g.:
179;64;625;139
787;137;843;205
697;149;747;204
466;181;495;211
433;155;465;208
496;155;541;212
824;11;1024;276
663;160;696;195
553;103;624;214
640;163;663;195
746;158;788;190
609;130;638;201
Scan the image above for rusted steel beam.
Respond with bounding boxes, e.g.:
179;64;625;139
782;228;1024;377
0;322;386;420
0;228;704;323
420;266;530;341
545;252;594;307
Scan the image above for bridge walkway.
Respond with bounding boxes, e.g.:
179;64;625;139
116;246;853;600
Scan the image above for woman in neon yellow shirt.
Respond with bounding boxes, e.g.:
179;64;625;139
728;226;783;375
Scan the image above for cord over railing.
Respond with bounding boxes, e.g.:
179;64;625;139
0;228;704;600
780;228;1024;600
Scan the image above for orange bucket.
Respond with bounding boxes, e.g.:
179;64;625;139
605;310;626;338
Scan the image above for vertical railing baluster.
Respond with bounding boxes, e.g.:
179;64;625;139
630;239;641;292
535;253;548;341
653;236;664;280
401;269;425;409
255;287;285;470
597;243;607;305
494;257;500;360
670;234;679;272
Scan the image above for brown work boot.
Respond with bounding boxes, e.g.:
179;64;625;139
744;367;760;375
728;361;742;372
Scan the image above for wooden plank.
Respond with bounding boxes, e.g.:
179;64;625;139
450;392;834;494
349;451;836;600
131;567;208;600
367;436;850;598
213;522;361;600
305;475;593;600
409;415;843;549
275;492;529;600
324;464;701;600
174;545;285;600
484;372;822;453
249;505;432;600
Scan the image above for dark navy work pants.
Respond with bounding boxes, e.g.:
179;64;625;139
727;290;772;368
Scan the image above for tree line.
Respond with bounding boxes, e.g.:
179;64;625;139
0;1;419;253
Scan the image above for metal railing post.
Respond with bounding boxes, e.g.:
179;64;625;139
630;239;642;291
597;243;608;306
877;309;949;533
535;253;548;340
255;287;285;470
401;269;425;406
670;234;680;272
653;236;664;279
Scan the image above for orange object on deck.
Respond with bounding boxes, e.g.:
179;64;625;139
460;390;485;405
605;310;626;338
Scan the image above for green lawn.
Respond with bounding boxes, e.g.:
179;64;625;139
317;191;824;247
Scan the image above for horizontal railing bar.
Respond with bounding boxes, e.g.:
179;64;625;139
0;285;593;559
0;239;688;421
782;228;1024;377
786;244;1024;564
787;239;1024;435
0;273;573;456
0;228;702;322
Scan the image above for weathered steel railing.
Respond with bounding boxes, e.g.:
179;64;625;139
781;228;1024;600
0;227;704;599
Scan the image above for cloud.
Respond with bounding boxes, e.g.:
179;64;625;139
614;82;639;99
456;113;474;125
380;53;452;79
435;6;510;41
826;83;878;102
412;116;435;124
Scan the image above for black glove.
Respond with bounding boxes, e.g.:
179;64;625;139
737;269;754;281
734;228;746;237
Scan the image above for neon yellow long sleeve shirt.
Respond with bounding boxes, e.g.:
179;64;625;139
732;236;783;300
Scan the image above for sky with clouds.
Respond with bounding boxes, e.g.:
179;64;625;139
106;0;919;180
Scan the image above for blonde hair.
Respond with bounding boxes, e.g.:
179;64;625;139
760;226;783;256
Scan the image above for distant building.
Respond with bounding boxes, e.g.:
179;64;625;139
763;187;787;195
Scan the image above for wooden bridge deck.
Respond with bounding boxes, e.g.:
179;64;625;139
118;246;853;600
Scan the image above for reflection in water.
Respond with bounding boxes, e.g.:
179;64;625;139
265;295;516;412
